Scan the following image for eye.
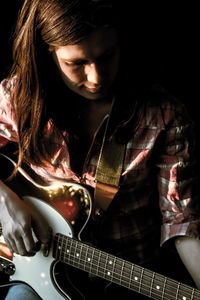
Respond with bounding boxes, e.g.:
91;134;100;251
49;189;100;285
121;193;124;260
64;60;87;67
97;47;117;63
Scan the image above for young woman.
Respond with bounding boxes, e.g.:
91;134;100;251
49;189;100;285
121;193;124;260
1;0;200;299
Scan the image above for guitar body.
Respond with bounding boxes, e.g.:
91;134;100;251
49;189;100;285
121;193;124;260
9;196;116;300
0;153;94;299
11;196;75;300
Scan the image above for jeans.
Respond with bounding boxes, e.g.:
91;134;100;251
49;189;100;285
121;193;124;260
1;283;42;300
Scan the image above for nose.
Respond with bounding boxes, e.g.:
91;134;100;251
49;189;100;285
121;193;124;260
85;62;102;84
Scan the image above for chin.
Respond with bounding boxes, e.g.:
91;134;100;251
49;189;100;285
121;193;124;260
80;90;106;101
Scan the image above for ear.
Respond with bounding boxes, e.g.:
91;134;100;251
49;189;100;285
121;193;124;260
48;46;55;52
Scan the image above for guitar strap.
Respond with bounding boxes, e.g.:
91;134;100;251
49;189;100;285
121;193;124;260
93;113;126;218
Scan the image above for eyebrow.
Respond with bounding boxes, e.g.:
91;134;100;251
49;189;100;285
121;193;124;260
60;44;117;63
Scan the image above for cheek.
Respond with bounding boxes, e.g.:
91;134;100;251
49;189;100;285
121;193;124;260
113;52;120;71
107;59;119;80
107;52;120;79
59;64;84;83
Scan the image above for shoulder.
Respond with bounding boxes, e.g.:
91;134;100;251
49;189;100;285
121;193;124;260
142;84;191;128
0;77;16;104
0;77;17;139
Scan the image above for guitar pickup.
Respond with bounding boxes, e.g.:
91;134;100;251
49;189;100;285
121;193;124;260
0;256;15;275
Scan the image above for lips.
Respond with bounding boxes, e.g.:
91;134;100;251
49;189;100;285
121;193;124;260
86;88;100;93
84;85;103;93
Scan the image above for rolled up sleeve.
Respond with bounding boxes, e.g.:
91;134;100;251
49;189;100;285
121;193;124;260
0;78;18;148
156;101;200;245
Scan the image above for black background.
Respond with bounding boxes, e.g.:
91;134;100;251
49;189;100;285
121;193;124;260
0;1;199;125
0;0;199;288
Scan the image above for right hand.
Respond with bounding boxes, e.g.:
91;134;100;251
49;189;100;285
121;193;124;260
0;181;50;256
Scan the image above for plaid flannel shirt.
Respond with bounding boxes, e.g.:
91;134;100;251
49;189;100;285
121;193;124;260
1;78;200;266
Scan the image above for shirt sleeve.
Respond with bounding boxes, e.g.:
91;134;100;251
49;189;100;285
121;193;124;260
156;98;200;245
0;78;18;148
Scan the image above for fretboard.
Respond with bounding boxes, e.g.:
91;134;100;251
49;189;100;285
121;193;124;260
53;233;200;300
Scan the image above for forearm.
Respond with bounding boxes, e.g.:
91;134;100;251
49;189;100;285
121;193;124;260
175;236;200;289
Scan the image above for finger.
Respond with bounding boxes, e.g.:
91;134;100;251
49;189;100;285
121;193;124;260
3;238;12;252
21;228;37;254
34;226;52;257
5;237;17;254
0;242;13;259
33;221;51;247
41;242;50;257
14;236;29;256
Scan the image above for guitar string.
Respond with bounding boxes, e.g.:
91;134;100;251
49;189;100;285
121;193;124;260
57;249;199;300
49;233;200;299
53;233;198;295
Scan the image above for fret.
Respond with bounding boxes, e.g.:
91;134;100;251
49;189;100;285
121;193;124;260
120;261;132;288
190;289;194;300
68;238;76;266
178;283;196;300
104;253;115;281
75;240;83;268
70;239;78;267
55;234;70;262
104;253;109;279
112;256;117;282
175;282;180;300
80;244;89;271
60;234;67;262
121;261;140;290
193;288;200;300
113;259;124;285
52;235;56;258
106;259;141;292
161;277;167;300
82;245;91;271
61;235;67;263
83;244;93;273
111;258;122;282
75;242;83;270
138;267;144;293
119;260;125;285
139;268;152;297
129;264;140;292
91;248;101;276
152;273;166;299
165;278;180;299
93;249;103;276
53;233;60;259
149;272;155;298
128;264;134;289
74;240;80;267
88;247;95;274
97;251;108;278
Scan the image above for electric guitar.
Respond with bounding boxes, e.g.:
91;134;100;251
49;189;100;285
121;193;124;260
0;154;200;300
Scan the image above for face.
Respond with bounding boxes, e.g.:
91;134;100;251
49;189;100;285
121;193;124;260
52;28;120;100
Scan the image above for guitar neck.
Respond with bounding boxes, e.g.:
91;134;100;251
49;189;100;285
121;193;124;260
53;233;200;300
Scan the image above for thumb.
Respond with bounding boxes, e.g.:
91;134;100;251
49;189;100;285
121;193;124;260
35;225;52;257
32;216;52;251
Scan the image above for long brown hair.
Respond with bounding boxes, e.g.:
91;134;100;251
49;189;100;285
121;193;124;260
8;0;116;170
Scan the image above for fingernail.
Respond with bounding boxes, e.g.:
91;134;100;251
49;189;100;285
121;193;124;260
42;244;49;257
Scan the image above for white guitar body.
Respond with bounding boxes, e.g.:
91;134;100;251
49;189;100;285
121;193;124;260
11;196;73;300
